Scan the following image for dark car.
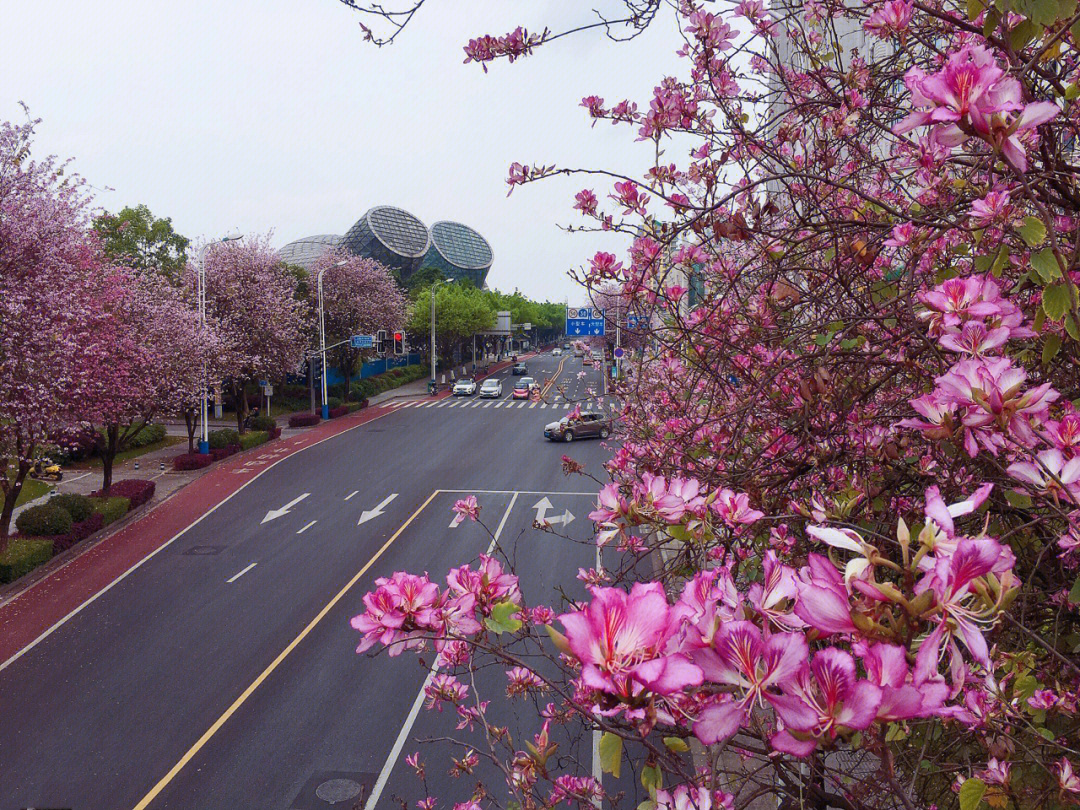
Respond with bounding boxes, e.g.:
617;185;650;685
544;411;612;442
512;362;528;375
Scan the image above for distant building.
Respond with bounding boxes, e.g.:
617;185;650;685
422;221;494;288
280;206;493;288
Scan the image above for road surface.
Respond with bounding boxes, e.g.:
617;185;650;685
0;349;624;810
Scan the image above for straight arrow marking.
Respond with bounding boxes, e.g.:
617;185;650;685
358;493;399;525
260;492;310;524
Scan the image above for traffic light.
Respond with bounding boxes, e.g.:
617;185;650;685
376;329;387;354
393;331;405;355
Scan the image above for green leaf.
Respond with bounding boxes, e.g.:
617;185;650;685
983;6;1001;37
1034;307;1047;333
1014;673;1039;701
1043;283;1071;321
974;254;995;273
663;736;690;753
1010;18;1041;49
1004;490;1033;509
1066;81;1080;101
1066;313;1080;340
1043;333;1062;365
599;732;622;778
1018;216;1047;247
1031;248;1063;283
960;777;987;810
1069;575;1080;605
484;601;523;635
991;246;1011;278
967;0;985;19
641;765;663;793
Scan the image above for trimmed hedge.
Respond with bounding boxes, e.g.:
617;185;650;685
289;413;321;428
0;538;54;583
95;479;155;508
326;396;342;409
328;405;349;419
53;512;105;553
128;423;167;448
173;452;214;471
52;493;94;522
239;431;269;450
208;428;240;449
90;496;130;526
269;426;282;439
250;415;276;431
16;504;73;537
347;400;368;413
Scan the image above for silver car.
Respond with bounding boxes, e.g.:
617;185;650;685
479;378;502;398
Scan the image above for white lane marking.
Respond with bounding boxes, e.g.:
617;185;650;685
494;402;503;409
344;490;359;501
483;402;492;408
449;512;464;529
424;401;438;408
358;493;399;525
226;563;257;583
528;403;536;409
518;402;527;409
297;520;317;535
260;493;311;524
364;492;519;810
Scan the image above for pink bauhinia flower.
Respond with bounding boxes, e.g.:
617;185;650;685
747;551;806;632
446;553;521;612
1057;758;1080;796
1007;449;1080;503
452;495;480;521
673;568;741;650
794;553;858;635
860;642;948;720
968;189;1013;227
351;571;442;655
883;221;917;246
769;648;883;757
864;0;913;38
558;582;703;702
691;622;808;744
712;489;765;526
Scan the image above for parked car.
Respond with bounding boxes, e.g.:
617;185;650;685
452;378;477;396
544;412;612;442
512;362;528;375
479;379;503;398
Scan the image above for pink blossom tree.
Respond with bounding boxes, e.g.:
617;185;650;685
198;237;310;432
310;250;406;401
0;116;115;545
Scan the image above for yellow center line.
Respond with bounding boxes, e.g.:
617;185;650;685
541;355;567;399
132;489;442;810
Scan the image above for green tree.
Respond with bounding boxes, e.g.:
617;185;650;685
405;266;445;293
92;204;190;283
408;283;496;370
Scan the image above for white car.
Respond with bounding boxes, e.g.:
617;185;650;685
479;378;502;398
552;348;562;356
452;378;477;396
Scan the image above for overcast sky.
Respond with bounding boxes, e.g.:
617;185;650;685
2;1;686;302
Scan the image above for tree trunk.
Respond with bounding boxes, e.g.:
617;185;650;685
233;381;249;433
100;423;120;493
0;459;29;550
184;408;197;454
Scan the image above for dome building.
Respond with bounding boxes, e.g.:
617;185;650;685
277;234;343;271
422;221;493;288
340;206;430;280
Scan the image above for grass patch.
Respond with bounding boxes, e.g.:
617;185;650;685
14;475;53;506
0;537;54;583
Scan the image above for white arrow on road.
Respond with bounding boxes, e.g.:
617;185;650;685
261;493;310;524
532;497;575;527
358;493;398;525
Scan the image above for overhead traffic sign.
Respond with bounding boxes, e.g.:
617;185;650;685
626;314;646;330
350;334;375;349
566;306;606;337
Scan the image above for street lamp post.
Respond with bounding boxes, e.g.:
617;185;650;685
430;277;454;386
197;234;242;454
317;259;349;420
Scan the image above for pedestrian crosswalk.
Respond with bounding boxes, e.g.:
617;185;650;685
386;398;610;411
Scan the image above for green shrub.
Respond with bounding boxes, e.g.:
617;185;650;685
130;423;167;448
326;396;342;409
0;538;54;583
51;493;94;522
250;415;276;431
239;431;269;450
15;503;73;537
208;428;240;449
90;496;130;526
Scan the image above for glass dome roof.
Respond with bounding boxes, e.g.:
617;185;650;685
277;234;342;270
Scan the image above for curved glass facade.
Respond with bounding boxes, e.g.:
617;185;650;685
340;206;430;278
277;234;342;270
422;221;493;288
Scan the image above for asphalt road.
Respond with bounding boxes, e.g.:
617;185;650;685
0;349;622;810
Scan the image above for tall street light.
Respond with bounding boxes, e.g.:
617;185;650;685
197;233;243;454
430;276;455;386
317;259;349;420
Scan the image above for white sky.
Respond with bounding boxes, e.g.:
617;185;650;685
2;1;686;302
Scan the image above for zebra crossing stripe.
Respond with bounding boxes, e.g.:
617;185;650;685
494;402;503;408
541;403;547;408
528;403;536;409
483;402;492;408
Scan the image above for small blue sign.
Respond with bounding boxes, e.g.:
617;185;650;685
350;334;374;349
613;346;625;359
626;315;645;330
566;306;605;337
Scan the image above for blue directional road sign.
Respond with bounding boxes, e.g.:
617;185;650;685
566;306;606;337
626;314;646;330
350;334;374;349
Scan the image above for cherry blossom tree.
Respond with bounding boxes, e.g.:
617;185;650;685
0;115;113;545
310;250;406;401
198;236;310;432
340;1;1080;808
